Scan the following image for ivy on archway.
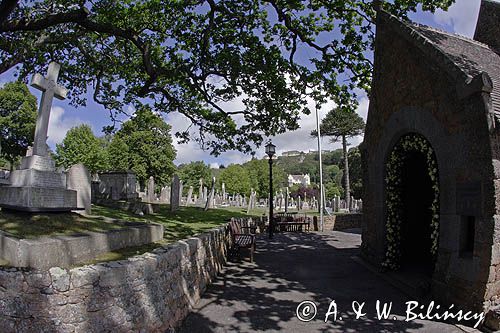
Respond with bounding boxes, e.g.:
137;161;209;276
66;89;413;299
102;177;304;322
382;133;440;270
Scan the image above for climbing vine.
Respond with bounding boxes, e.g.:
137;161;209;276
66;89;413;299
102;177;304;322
382;133;440;270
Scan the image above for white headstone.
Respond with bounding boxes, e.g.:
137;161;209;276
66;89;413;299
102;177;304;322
66;164;91;214
147;176;155;202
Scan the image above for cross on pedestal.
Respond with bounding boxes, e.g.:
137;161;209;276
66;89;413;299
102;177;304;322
30;62;67;156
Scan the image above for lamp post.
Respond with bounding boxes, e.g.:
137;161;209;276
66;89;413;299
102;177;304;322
265;141;276;239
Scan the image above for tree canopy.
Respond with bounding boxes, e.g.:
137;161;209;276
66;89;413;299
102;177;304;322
0;0;453;155
178;161;212;194
312;107;365;142
0;81;37;168
107;106;176;187
55;124;109;174
219;164;251;195
242;158;286;198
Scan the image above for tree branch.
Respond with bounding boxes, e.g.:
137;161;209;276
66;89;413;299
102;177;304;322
0;0;18;26
0;7;89;32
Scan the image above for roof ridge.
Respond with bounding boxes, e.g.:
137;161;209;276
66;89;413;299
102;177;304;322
411;22;493;51
380;12;471;81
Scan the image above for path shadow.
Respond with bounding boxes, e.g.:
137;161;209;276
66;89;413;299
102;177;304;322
178;231;472;332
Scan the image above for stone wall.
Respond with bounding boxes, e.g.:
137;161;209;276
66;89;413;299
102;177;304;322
322;214;362;231
0;224;231;332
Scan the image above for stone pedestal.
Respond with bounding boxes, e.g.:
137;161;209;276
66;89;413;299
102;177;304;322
0;154;77;212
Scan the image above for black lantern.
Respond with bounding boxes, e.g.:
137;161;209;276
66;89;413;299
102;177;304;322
265;141;276;239
265;141;276;158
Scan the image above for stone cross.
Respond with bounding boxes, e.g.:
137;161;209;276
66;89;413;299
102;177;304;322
30;62;68;156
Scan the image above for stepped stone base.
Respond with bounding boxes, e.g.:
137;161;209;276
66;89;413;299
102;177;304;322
0;187;77;212
8;169;66;188
20;155;55;171
0;221;164;269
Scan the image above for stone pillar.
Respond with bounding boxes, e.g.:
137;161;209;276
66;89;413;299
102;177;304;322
170;175;180;211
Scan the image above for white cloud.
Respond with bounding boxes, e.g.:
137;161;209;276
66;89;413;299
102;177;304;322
433;0;481;37
168;90;370;166
47;106;89;147
166;112;211;165
210;162;219;169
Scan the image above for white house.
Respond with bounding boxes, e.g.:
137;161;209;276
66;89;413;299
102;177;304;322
287;174;311;187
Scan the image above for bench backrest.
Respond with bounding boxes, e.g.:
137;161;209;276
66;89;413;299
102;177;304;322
229;219;241;235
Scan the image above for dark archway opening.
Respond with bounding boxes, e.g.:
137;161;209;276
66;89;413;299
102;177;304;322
400;150;435;275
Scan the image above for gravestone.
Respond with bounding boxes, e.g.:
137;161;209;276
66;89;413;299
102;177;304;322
222;182;226;202
203;187;208;203
179;180;184;205
204;177;216;210
362;3;500;319
147;176;155;202
186;186;193;206
95;171;138;201
0;62;77;211
66;164;91;214
170;175;180;211
284;187;289;213
160;186;170;203
198;179;203;201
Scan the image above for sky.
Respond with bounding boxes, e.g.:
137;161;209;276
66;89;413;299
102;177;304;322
0;0;490;168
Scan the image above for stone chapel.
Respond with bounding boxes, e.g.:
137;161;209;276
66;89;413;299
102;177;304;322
361;0;500;321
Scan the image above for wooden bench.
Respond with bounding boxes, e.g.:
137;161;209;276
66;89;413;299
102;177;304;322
229;219;256;262
274;215;310;232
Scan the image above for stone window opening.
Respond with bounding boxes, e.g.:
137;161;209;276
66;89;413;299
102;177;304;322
459;216;475;258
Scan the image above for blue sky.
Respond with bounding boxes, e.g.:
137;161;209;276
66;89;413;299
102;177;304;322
0;0;489;168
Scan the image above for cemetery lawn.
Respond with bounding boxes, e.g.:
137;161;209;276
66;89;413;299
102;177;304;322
80;205;259;265
0;209;127;239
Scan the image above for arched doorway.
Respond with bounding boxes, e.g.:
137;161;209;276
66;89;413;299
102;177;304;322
383;133;439;274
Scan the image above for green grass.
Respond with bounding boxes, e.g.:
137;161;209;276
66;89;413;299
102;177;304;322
1;204;313;267
76;204;260;266
91;204;258;243
0;210;127;239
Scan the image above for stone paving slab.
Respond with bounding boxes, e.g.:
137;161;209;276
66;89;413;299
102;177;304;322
178;230;482;333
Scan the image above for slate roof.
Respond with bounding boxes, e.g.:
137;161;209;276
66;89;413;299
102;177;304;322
381;12;500;120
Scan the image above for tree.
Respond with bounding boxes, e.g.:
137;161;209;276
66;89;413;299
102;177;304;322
178;161;212;195
0;82;37;170
243;158;286;198
55;124;109;174
107;136;129;172
0;0;453;155
312;108;365;211
219;164;251;196
108;106;176;188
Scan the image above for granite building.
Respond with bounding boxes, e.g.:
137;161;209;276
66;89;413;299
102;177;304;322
361;0;500;320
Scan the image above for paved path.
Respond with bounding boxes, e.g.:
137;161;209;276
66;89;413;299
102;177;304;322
178;230;480;332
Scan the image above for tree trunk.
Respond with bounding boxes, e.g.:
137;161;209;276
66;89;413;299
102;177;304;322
342;135;351;212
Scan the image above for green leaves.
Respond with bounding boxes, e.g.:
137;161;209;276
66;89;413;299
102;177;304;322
1;0;453;154
0;82;37;167
55;124;109;174
108;106;177;187
177;161;212;195
312;106;365;142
